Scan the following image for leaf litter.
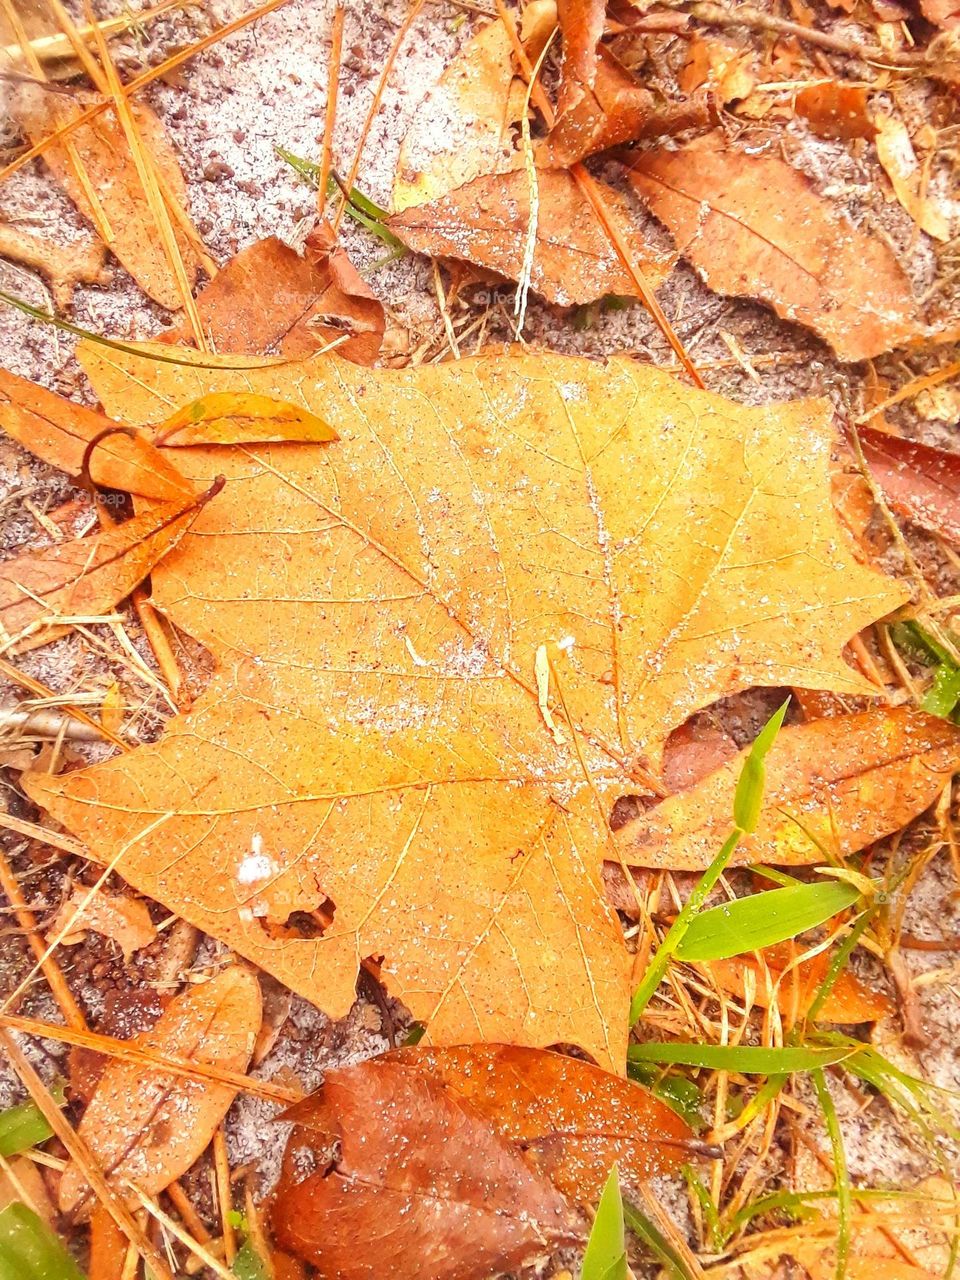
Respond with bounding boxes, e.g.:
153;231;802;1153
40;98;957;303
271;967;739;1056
0;0;959;1278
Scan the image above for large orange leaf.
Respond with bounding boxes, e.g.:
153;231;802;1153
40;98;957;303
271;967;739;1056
25;345;905;1068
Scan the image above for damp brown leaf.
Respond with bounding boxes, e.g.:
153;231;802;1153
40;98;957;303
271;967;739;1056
45;886;157;963
25;345;904;1068
58;966;262;1218
628;134;922;361
857;424;960;546
618;708;960;871
272;1054;583;1280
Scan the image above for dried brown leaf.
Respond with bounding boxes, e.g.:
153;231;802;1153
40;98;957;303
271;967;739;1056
390;165;674;305
794;82;875;140
58;966;262;1218
857;423;960;545
874;112;952;242
45;885;157;963
618;708;960;869
628;135;922;361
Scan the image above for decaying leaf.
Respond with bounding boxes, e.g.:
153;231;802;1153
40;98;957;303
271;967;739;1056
392;18;527;212
874;113;951;243
45;885;157;963
0;369;192;501
679;34;755;106
628;135;922;360
618;708;960;870
386;1044;692;1200
58;966;262;1218
556;0;606;114
0;480;220;653
390;166;675;305
273;1055;583;1280
25;346;904;1067
0;1155;55;1225
702;943;894;1023
857;423;960;546
166;229;384;362
89;1208;128;1280
13;84;203;311
794;82;875;141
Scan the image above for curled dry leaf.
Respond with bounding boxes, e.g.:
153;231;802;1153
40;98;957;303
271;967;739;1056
45;885;157;963
628;135;921;361
28;346;903;1068
856;423;960;546
390;166;675;306
384;1044;692;1200
0;479;220;654
273;1055;583;1280
13;84;203;311
0;369;191;501
58;966;262;1218
679;34;755;106
794;82;875;141
0;1155;55;1225
165;229;384;363
702;943;894;1023
618;708;960;870
0;222;110;309
874;113;952;242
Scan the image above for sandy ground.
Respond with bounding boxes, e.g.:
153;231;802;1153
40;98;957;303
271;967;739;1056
0;0;959;1268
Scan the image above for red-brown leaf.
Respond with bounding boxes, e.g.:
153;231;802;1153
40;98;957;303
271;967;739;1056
856;424;960;545
272;1056;583;1280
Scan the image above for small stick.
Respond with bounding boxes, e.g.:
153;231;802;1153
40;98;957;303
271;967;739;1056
0;1011;304;1105
0;845;87;1030
213;1127;236;1264
166;1181;212;1244
0;654;128;751
318;3;345;219
130;1184;235;1280
0;1028;177;1280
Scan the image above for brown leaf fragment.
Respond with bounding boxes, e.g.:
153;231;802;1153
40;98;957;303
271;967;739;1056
857;423;960;545
0;368;192;501
0;481;219;653
702;943;894;1023
557;0;607;113
166;230;384;363
390;166;674;305
272;1056;583;1280
920;0;960;25
152;392;338;447
59;966;262;1218
618;708;960;870
874;112;952;242
628;135;922;360
544;47;714;166
384;1044;692;1201
678;34;755;105
0;1155;56;1225
45;885;157;962
794;82;876;140
0;223;110;309
89;1207;129;1280
13;84;203;311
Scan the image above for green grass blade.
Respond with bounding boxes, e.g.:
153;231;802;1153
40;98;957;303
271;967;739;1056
734;698;790;834
812;1068;850;1280
582;1166;628;1280
232;1240;270;1280
0;1203;85;1279
676;879;862;962
626;1062;705;1131
0;1101;54;1158
621;1202;692;1280
627;1043;858;1073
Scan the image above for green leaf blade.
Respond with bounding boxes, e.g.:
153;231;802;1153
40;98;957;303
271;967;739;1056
582;1166;628;1280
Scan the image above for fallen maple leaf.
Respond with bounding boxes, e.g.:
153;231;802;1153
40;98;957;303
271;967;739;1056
45;885;157;963
272;1054;583;1280
0;480;219;653
390;166;675;305
618;708;960;870
58;966;261;1218
13;84;204;311
856;423;960;546
25;346;905;1068
385;1043;692;1200
702;943;894;1023
164;229;385;362
628;134;922;361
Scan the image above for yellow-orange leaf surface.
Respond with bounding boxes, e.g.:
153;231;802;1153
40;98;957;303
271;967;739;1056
28;346;905;1068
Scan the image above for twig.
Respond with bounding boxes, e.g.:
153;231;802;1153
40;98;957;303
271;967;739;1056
854;357;960;422
213;1127;236;1264
0;655;127;749
318;3;345;220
